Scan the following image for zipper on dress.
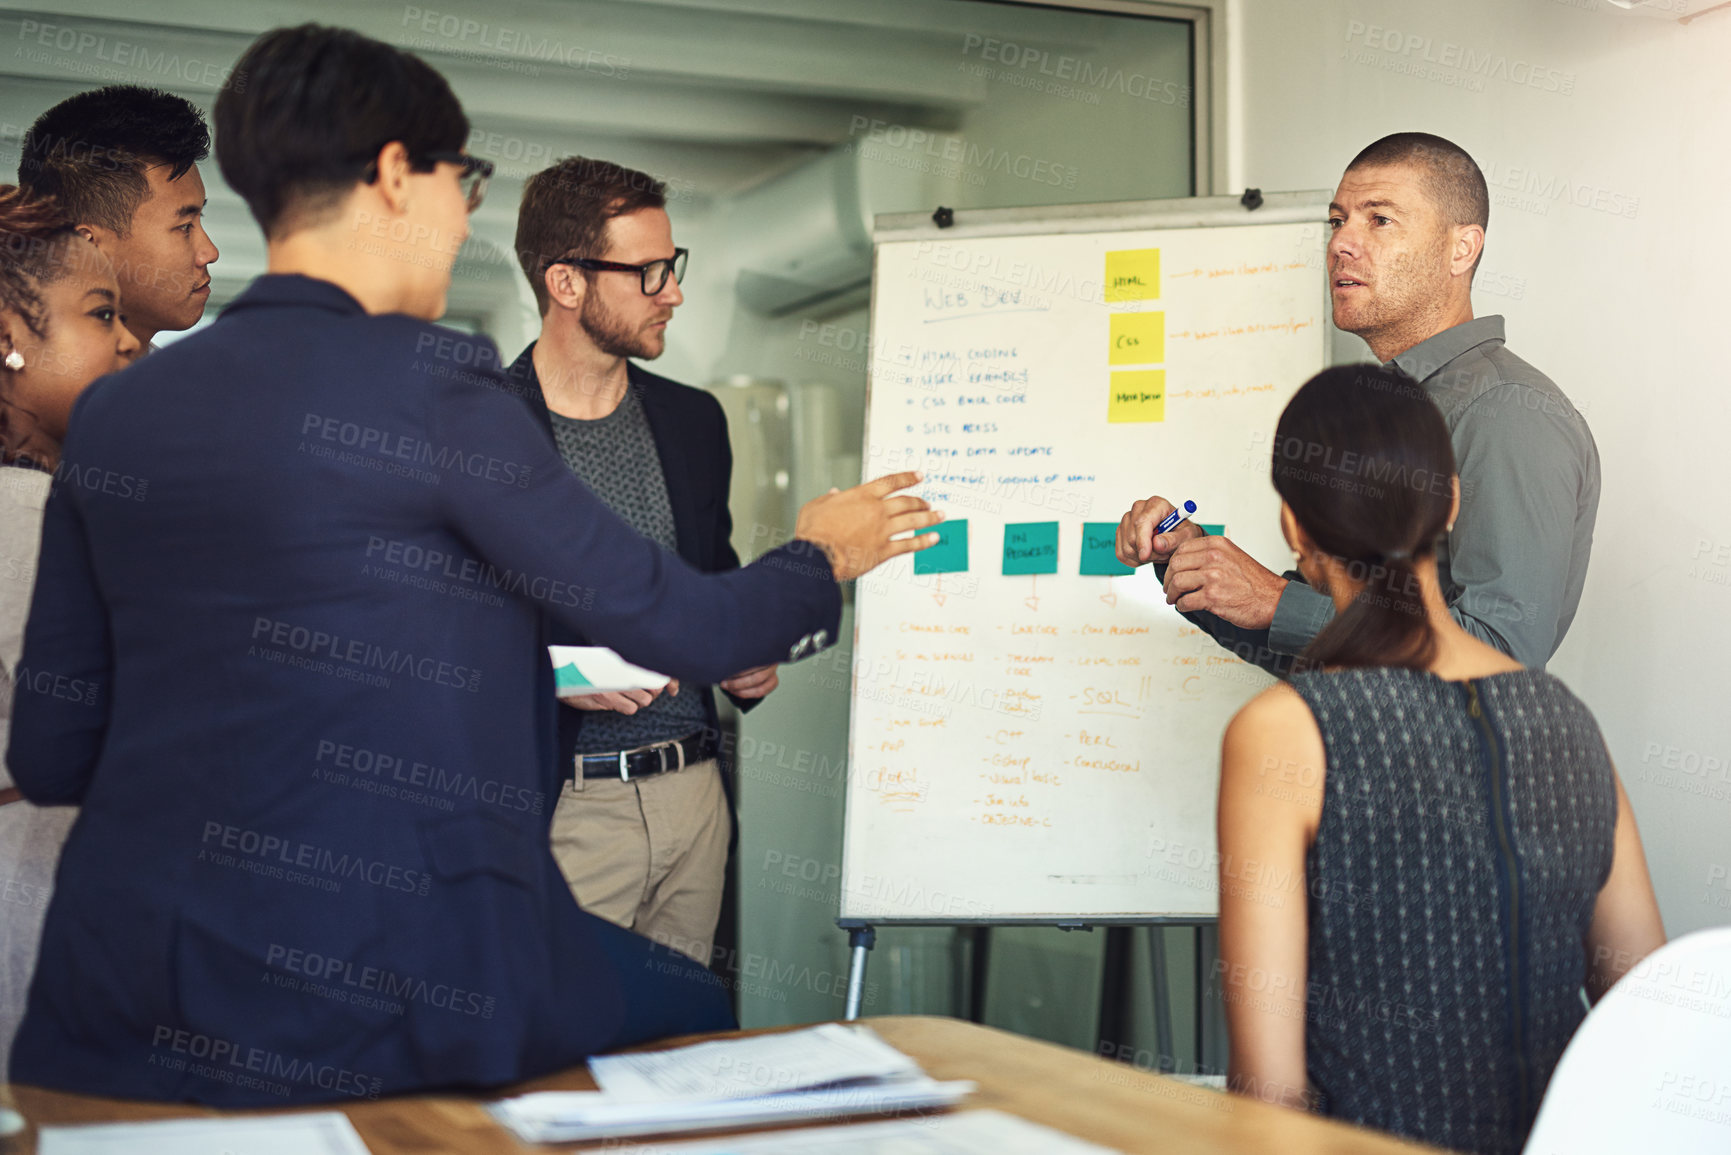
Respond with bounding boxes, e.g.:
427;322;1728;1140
1466;679;1532;1134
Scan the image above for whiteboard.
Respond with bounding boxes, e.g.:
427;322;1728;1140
841;195;1330;923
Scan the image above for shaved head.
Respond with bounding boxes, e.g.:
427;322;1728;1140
1346;133;1488;273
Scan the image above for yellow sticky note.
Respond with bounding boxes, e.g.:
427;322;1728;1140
1108;371;1165;423
1104;248;1161;302
1108;312;1164;365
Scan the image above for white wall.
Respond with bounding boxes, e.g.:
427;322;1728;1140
1232;0;1731;936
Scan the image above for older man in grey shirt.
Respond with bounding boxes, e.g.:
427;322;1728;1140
1116;132;1598;672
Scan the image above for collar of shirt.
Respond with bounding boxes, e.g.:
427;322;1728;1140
506;340;539;392
222;273;368;319
1386;314;1506;383
506;341;649;412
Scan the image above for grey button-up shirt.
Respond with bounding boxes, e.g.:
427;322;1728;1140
1264;315;1600;670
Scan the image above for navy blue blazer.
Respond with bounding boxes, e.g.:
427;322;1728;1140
6;275;840;1106
503;345;758;788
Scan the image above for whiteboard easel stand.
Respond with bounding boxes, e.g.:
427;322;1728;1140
839;917;1218;1072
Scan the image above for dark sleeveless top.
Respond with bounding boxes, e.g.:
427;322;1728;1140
1290;668;1616;1155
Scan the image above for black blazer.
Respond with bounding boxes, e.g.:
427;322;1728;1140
7;275;841;1104
505;344;759;786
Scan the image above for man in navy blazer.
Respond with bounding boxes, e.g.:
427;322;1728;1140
5;25;938;1106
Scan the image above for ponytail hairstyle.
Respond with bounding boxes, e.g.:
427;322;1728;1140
1270;364;1456;670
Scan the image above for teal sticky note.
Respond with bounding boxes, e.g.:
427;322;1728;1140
1079;522;1134;576
914;519;969;574
1002;522;1059;575
1199;523;1226;537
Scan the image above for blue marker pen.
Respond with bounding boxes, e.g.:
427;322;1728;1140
1156;499;1198;536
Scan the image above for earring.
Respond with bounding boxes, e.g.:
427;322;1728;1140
3;350;23;371
1445;522;1455;534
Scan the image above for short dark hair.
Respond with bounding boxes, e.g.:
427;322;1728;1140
18;85;210;236
214;24;468;239
1347;132;1488;271
515;156;667;314
1271;364;1456;671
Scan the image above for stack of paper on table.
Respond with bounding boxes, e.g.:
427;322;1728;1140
487;1023;976;1144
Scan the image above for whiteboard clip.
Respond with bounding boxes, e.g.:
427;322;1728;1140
1240;188;1264;211
1056;921;1093;932
932;205;956;229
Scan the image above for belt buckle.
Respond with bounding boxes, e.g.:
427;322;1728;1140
674;739;686;773
618;750;631;782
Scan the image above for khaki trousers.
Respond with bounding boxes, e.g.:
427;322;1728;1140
548;758;730;966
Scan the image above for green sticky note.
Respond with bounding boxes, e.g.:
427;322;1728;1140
1200;523;1226;537
1079;522;1134;576
553;664;594;694
914;519;969;574
1002;522;1059;575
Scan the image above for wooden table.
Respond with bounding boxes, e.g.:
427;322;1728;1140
2;1015;1443;1153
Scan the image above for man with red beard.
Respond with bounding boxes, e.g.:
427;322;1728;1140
508;157;775;971
1116;132;1598;674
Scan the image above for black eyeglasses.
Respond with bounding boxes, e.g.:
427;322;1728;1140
418;151;493;212
359;149;494;212
553;248;688;296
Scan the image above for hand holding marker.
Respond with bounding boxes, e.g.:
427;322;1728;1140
1156;499;1198;538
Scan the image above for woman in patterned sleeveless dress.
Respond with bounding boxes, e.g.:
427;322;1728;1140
1216;364;1665;1155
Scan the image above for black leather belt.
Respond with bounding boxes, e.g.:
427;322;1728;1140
575;731;717;782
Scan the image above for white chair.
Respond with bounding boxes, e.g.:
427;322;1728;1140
1525;928;1731;1154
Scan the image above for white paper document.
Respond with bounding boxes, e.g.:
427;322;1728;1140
38;1112;372;1155
489;1024;976;1144
603;1109;1123;1153
487;1077;975;1144
548;644;671;695
589;1023;924;1101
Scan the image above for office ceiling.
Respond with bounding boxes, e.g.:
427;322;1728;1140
0;0;1056;312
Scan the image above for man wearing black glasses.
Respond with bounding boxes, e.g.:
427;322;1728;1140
508;157;765;973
